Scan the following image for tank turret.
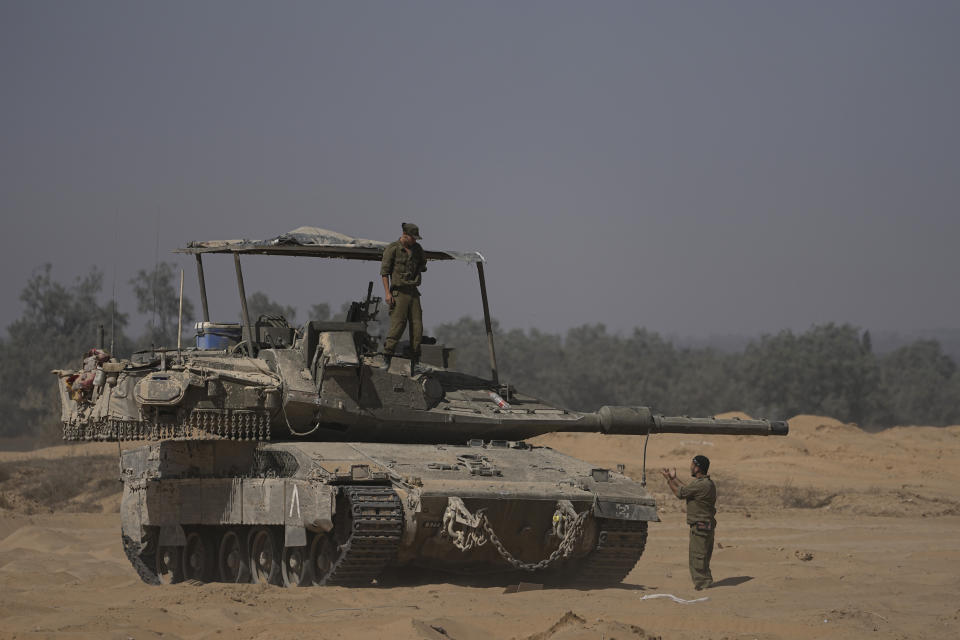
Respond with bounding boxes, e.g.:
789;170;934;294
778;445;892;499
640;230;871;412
54;314;788;444
54;227;787;588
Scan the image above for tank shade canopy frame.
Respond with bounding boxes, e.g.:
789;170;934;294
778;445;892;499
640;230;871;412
175;226;484;264
177;226;498;382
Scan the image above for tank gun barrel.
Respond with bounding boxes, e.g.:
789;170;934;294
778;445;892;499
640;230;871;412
581;406;788;437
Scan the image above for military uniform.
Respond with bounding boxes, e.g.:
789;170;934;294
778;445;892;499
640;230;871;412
380;239;428;357
678;475;716;589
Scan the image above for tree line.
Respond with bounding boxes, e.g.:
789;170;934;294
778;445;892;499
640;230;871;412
1;264;957;441
0;263;333;441
433;319;960;430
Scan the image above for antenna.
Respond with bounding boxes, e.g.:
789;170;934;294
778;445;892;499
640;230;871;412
110;263;117;355
177;268;184;360
110;209;118;355
153;222;160;342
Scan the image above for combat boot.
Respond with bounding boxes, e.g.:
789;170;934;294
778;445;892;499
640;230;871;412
410;352;422;376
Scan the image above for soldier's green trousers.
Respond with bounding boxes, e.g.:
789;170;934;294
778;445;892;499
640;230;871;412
689;526;714;589
384;290;423;356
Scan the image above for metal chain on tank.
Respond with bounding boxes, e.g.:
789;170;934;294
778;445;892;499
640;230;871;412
442;496;488;551
73;410;269;441
479;508;589;572
442;497;589;572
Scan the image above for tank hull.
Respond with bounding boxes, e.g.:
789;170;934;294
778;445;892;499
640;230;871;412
120;439;656;586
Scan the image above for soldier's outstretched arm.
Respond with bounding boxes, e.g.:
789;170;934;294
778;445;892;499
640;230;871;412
661;468;683;497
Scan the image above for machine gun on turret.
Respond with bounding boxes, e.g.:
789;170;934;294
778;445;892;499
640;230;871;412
345;281;382;324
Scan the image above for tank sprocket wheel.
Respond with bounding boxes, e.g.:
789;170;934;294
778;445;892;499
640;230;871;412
308;532;337;586
218;529;250;583
182;530;215;582
281;545;310;587
249;527;283;585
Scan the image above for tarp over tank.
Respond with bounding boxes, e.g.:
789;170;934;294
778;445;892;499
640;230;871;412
176;226;484;263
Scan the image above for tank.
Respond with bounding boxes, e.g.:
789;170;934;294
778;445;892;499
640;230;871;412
53;227;788;587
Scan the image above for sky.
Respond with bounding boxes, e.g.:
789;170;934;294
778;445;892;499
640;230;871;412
2;1;958;341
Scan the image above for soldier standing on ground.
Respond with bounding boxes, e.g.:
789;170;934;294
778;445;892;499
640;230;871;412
660;454;716;590
380;222;428;363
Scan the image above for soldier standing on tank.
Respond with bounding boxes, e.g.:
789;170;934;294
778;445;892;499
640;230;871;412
660;454;716;590
380;222;428;365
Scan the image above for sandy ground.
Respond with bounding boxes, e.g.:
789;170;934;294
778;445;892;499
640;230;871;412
1;415;959;640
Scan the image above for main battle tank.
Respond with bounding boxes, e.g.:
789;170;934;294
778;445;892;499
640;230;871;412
54;227;788;587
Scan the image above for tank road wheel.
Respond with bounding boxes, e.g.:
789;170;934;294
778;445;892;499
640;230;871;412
308;532;338;586
218;529;250;583
182;530;215;582
249;527;282;585
155;543;184;584
281;545;310;587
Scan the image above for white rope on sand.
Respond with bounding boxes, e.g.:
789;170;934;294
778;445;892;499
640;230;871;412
640;593;709;604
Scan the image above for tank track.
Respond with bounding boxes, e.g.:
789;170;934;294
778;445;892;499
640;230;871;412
567;518;648;585
319;486;404;586
121;486;402;588
62;409;270;442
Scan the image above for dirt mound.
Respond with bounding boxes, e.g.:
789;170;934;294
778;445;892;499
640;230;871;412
0;441;118;463
0;455;120;515
784;414;862;434
518;611;658;640
533;413;960;514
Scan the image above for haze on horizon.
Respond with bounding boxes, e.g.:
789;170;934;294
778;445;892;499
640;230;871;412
2;1;958;341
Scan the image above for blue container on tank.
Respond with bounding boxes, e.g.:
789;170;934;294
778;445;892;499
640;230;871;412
195;322;243;350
